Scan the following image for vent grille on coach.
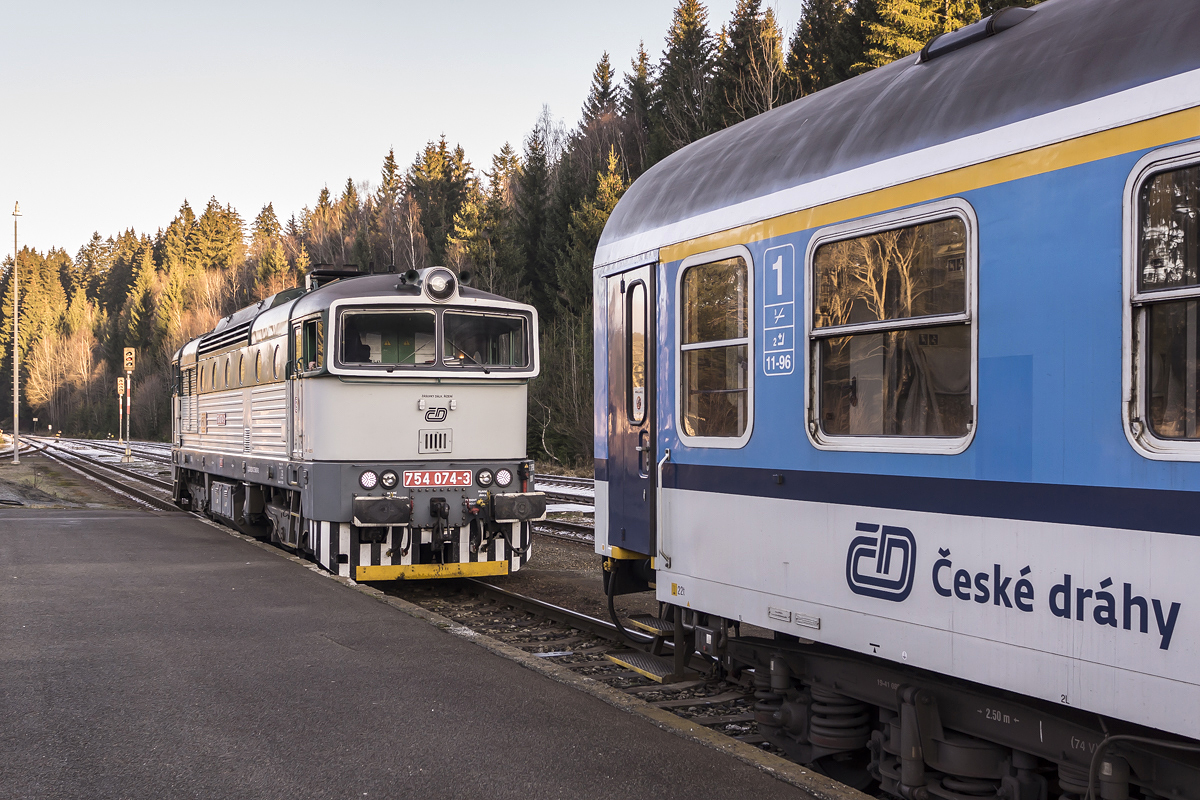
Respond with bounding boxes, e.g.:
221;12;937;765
418;429;452;454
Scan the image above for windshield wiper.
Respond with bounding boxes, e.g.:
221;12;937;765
443;336;491;374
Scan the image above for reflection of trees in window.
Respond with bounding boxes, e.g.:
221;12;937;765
443;312;528;368
681;257;749;438
813;218;970;438
628;283;647;423
1139;164;1200;438
1139;165;1200;291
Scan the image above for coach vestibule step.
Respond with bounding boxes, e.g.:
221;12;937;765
605;651;698;683
626;613;674;636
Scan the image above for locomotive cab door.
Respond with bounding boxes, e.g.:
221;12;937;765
290;322;304;460
606;264;655;558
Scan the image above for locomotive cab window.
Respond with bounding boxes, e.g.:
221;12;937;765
340;310;435;367
677;246;753;447
807;200;977;454
442;311;529;369
1127;146;1200;457
302;317;324;372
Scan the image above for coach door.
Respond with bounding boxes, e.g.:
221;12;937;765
606;264;655;557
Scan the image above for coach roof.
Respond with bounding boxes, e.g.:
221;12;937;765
597;0;1200;262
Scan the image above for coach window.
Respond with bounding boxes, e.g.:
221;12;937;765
238;353;246;386
273;345;283;379
1127;149;1200;456
808;200;976;454
627;281;647;424
677;246;753;446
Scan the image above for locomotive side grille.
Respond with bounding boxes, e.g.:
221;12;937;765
418;429;453;454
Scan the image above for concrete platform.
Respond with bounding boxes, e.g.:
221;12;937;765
0;509;811;799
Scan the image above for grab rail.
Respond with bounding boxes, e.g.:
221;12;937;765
656;448;671;569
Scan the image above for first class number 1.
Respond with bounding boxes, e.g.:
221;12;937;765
404;470;473;488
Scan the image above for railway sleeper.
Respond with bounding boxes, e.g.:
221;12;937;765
719;634;1200;799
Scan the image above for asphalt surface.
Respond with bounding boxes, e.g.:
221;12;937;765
0;509;809;800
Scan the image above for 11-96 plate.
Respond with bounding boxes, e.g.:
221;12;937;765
403;469;473;488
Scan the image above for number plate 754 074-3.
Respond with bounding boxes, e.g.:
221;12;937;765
403;470;473;488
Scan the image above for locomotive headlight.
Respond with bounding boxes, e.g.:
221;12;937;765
476;468;494;487
380;470;399;490
495;468;513;488
425;268;456;301
359;470;379;490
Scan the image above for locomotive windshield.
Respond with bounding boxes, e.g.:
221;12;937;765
341;310;436;366
443;311;529;369
335;307;529;371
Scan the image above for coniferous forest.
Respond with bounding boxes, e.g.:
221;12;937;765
0;0;1035;466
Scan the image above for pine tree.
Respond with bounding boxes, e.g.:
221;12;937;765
582;53;620;124
124;240;157;348
654;0;717;157
406;136;475;265
622;42;655;177
374;147;404;269
710;0;787;126
252;204;290;291
859;0;982;71
786;0;858;97
254;202;281;241
516;128;552;313
556;149;627;317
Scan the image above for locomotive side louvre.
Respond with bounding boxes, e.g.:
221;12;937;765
172;267;546;582
595;0;1200;795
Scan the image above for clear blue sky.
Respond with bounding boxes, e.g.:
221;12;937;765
0;1;804;256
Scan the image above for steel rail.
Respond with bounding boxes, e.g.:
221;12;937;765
53;437;173;465
542;489;596;505
462;579;653;646
534;474;595;489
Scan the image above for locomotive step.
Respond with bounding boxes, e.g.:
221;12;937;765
605;651;698;683
626;614;674;635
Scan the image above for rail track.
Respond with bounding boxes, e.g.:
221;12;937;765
50;436;174;465
21;437;179;512
385;578;767;746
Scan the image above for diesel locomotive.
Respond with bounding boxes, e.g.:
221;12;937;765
171;266;546;580
594;0;1200;796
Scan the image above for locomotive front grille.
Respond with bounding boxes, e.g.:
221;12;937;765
418;429;453;454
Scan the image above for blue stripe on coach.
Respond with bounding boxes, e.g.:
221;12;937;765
666;462;1200;537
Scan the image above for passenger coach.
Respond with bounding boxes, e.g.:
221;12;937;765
172;266;546;580
595;0;1200;795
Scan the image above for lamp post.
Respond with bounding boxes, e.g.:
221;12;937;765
11;201;19;465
